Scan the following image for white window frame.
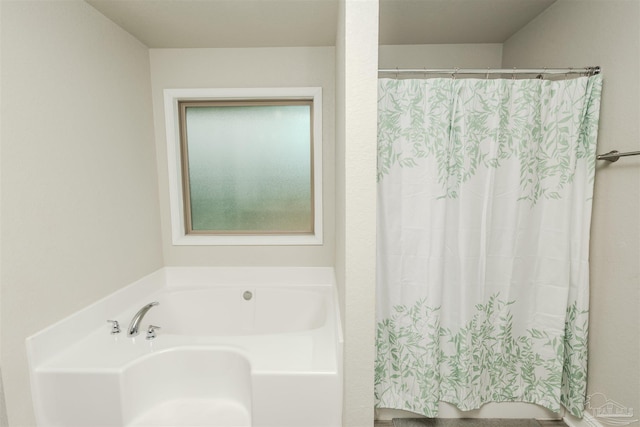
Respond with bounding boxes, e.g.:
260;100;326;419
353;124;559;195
164;87;323;246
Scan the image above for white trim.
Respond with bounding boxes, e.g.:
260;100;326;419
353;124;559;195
163;87;323;246
564;412;605;427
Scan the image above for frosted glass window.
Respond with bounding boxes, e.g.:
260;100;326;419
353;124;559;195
179;100;314;235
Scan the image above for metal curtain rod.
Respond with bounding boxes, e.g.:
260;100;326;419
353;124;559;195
378;66;601;76
596;150;640;162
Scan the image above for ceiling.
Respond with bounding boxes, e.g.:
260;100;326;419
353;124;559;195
87;0;557;48
86;0;339;48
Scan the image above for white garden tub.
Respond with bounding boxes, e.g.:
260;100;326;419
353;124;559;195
27;267;343;427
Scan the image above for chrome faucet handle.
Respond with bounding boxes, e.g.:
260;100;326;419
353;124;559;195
107;320;121;334
146;325;161;340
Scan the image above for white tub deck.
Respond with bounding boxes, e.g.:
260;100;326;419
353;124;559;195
27;267;343;427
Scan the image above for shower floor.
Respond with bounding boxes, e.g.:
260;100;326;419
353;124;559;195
375;420;567;427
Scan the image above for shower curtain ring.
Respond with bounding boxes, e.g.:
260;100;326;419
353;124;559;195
512;67;516;80
486;68;490;80
452;67;459;80
541;67;548;80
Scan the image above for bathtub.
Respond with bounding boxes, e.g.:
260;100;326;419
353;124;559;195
27;267;343;427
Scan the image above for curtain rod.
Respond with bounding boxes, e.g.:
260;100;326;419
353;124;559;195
596;150;640;162
378;66;601;76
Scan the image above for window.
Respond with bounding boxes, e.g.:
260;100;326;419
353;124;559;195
164;88;323;245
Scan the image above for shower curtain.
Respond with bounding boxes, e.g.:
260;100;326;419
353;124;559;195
375;75;602;417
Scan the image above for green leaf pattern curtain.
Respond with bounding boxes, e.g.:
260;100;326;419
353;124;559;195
375;76;603;417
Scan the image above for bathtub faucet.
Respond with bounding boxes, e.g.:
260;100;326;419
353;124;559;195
127;302;159;337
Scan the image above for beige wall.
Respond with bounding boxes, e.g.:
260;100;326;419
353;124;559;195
149;47;335;267
0;2;3;423
336;0;379;425
0;2;164;425
335;0;347;340
379;43;503;69
503;0;640;423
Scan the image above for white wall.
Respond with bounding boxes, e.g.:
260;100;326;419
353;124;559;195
149;47;335;267
502;0;640;423
0;2;164;425
336;0;379;425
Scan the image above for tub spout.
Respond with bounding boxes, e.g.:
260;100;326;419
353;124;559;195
127;302;159;337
